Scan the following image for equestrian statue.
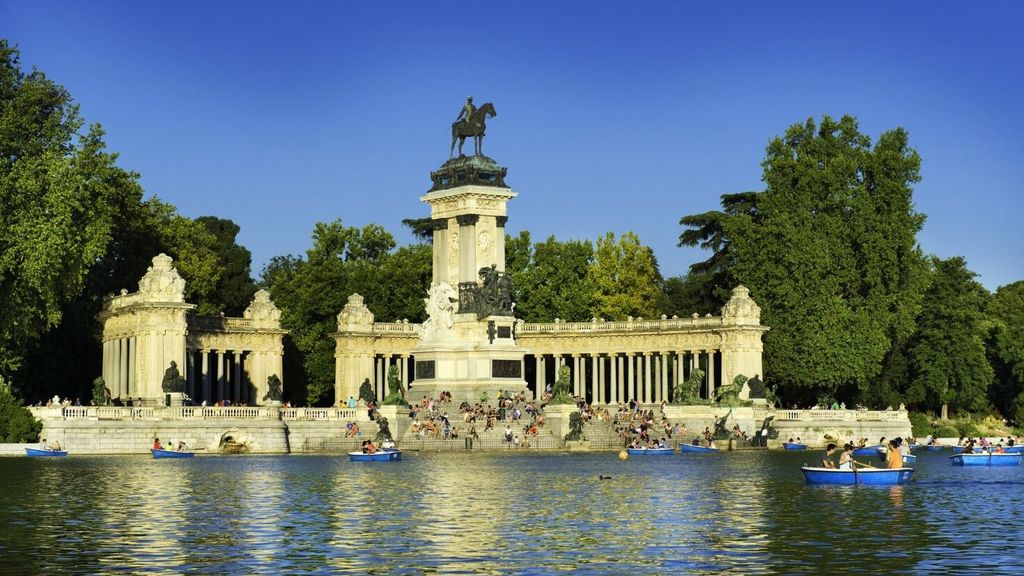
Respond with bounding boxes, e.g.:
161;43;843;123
450;96;497;158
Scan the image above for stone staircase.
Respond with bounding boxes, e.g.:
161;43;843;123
399;422;561;452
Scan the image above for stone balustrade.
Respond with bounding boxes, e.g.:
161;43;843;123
520;316;724;334
774;409;907;422
30;406;360;422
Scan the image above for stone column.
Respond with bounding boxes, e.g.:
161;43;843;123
660;352;670;404
609;355;619;404
201;351;211;403
622;352;630;401
431;219;449;286
643;353;652;405
219;350;229;399
535;356;545;400
572;355;582;397
457;214;479;283
233;351;243;403
704;350;712;399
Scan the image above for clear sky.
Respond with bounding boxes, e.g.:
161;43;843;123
4;1;1022;289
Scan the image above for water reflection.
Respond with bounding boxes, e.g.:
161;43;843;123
1;449;1023;573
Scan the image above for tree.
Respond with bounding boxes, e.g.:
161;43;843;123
261;220;430;406
195;216;258;315
659;274;721;318
986;281;1024;424
401;217;434;243
588;231;662;320
677;191;760;312
505;232;596;322
0;376;42;442
0;41;144;378
709;115;928;403
906;257;992;420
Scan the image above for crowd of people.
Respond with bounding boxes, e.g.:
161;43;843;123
402;390;546;447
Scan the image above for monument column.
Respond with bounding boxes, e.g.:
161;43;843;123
643;353;652;404
233;351;243;403
201;351;211;403
708;351;716;400
535;356;545;400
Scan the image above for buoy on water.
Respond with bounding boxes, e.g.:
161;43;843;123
618;450;628;460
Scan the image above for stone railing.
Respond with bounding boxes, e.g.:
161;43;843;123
30;406;358;422
774;409;907;422
188;316;258;332
371;322;419;335
279;407;359;421
519;316;724;334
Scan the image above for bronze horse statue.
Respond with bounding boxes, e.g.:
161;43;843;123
450;102;496;158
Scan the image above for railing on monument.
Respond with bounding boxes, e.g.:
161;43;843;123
774;409;907;422
187;316;257;331
519;316;724;334
371;322;419;335
45;406;359;421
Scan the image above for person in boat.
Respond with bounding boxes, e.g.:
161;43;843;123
692;437;701;446
821;443;838;468
40;438;50;451
994;444;1006;454
838;444;855;470
788;437;795;443
381;438;396;450
365;440;377;454
962;439;976;454
51;440;61;451
886;440;903;469
153;438;162;450
795;437;802;444
856;438;867;449
176;440;187;451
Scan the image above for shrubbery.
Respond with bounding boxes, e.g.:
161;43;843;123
908;411;932;437
0;377;42;443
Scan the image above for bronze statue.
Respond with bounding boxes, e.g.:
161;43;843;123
263;374;283;402
161;361;184;393
450;100;497;158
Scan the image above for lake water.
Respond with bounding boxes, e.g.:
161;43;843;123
1;449;1022;574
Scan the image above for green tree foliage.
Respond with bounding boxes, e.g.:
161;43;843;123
505;231;597;322
0;376;42;442
0;41;146;377
677;191;760;312
401;217;434;243
987;281;1024;423
906;257;992;419
195;216;258;315
261;221;431;406
707;115;928;403
659;274;721;318
588;231;662;320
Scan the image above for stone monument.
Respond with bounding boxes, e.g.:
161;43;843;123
408;99;529;402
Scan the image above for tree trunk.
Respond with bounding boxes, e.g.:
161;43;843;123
941;403;949;421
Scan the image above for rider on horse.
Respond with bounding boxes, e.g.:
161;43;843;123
455;96;479;129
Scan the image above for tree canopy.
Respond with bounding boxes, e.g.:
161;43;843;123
682;115;929;404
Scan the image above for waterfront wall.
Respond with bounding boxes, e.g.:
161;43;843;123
23;405;910;454
27;406;368;455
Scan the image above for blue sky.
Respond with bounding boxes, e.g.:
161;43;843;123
4;1;1022;289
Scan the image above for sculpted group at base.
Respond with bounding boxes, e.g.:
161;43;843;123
22;99;911;455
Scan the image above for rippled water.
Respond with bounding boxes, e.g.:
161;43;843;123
1;449;1022;574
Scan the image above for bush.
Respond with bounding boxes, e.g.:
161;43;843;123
908;411;932;437
932;425;959;438
0;377;43;443
956;420;981;438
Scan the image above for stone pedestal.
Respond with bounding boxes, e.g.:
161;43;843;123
411;314;528;404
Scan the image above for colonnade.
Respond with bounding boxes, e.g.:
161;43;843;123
369;354;412;401
529;350;719;405
185;349;250;405
101;337;137;400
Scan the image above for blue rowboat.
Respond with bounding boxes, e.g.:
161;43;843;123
152;448;194;459
679;443;719;453
853;445;883;456
925;445;945;451
25;448;68;457
950;453;1023;467
1005;446;1024;454
801;466;914;485
626;447;674;456
902;454;917;464
782;442;807;451
349;449;402;462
